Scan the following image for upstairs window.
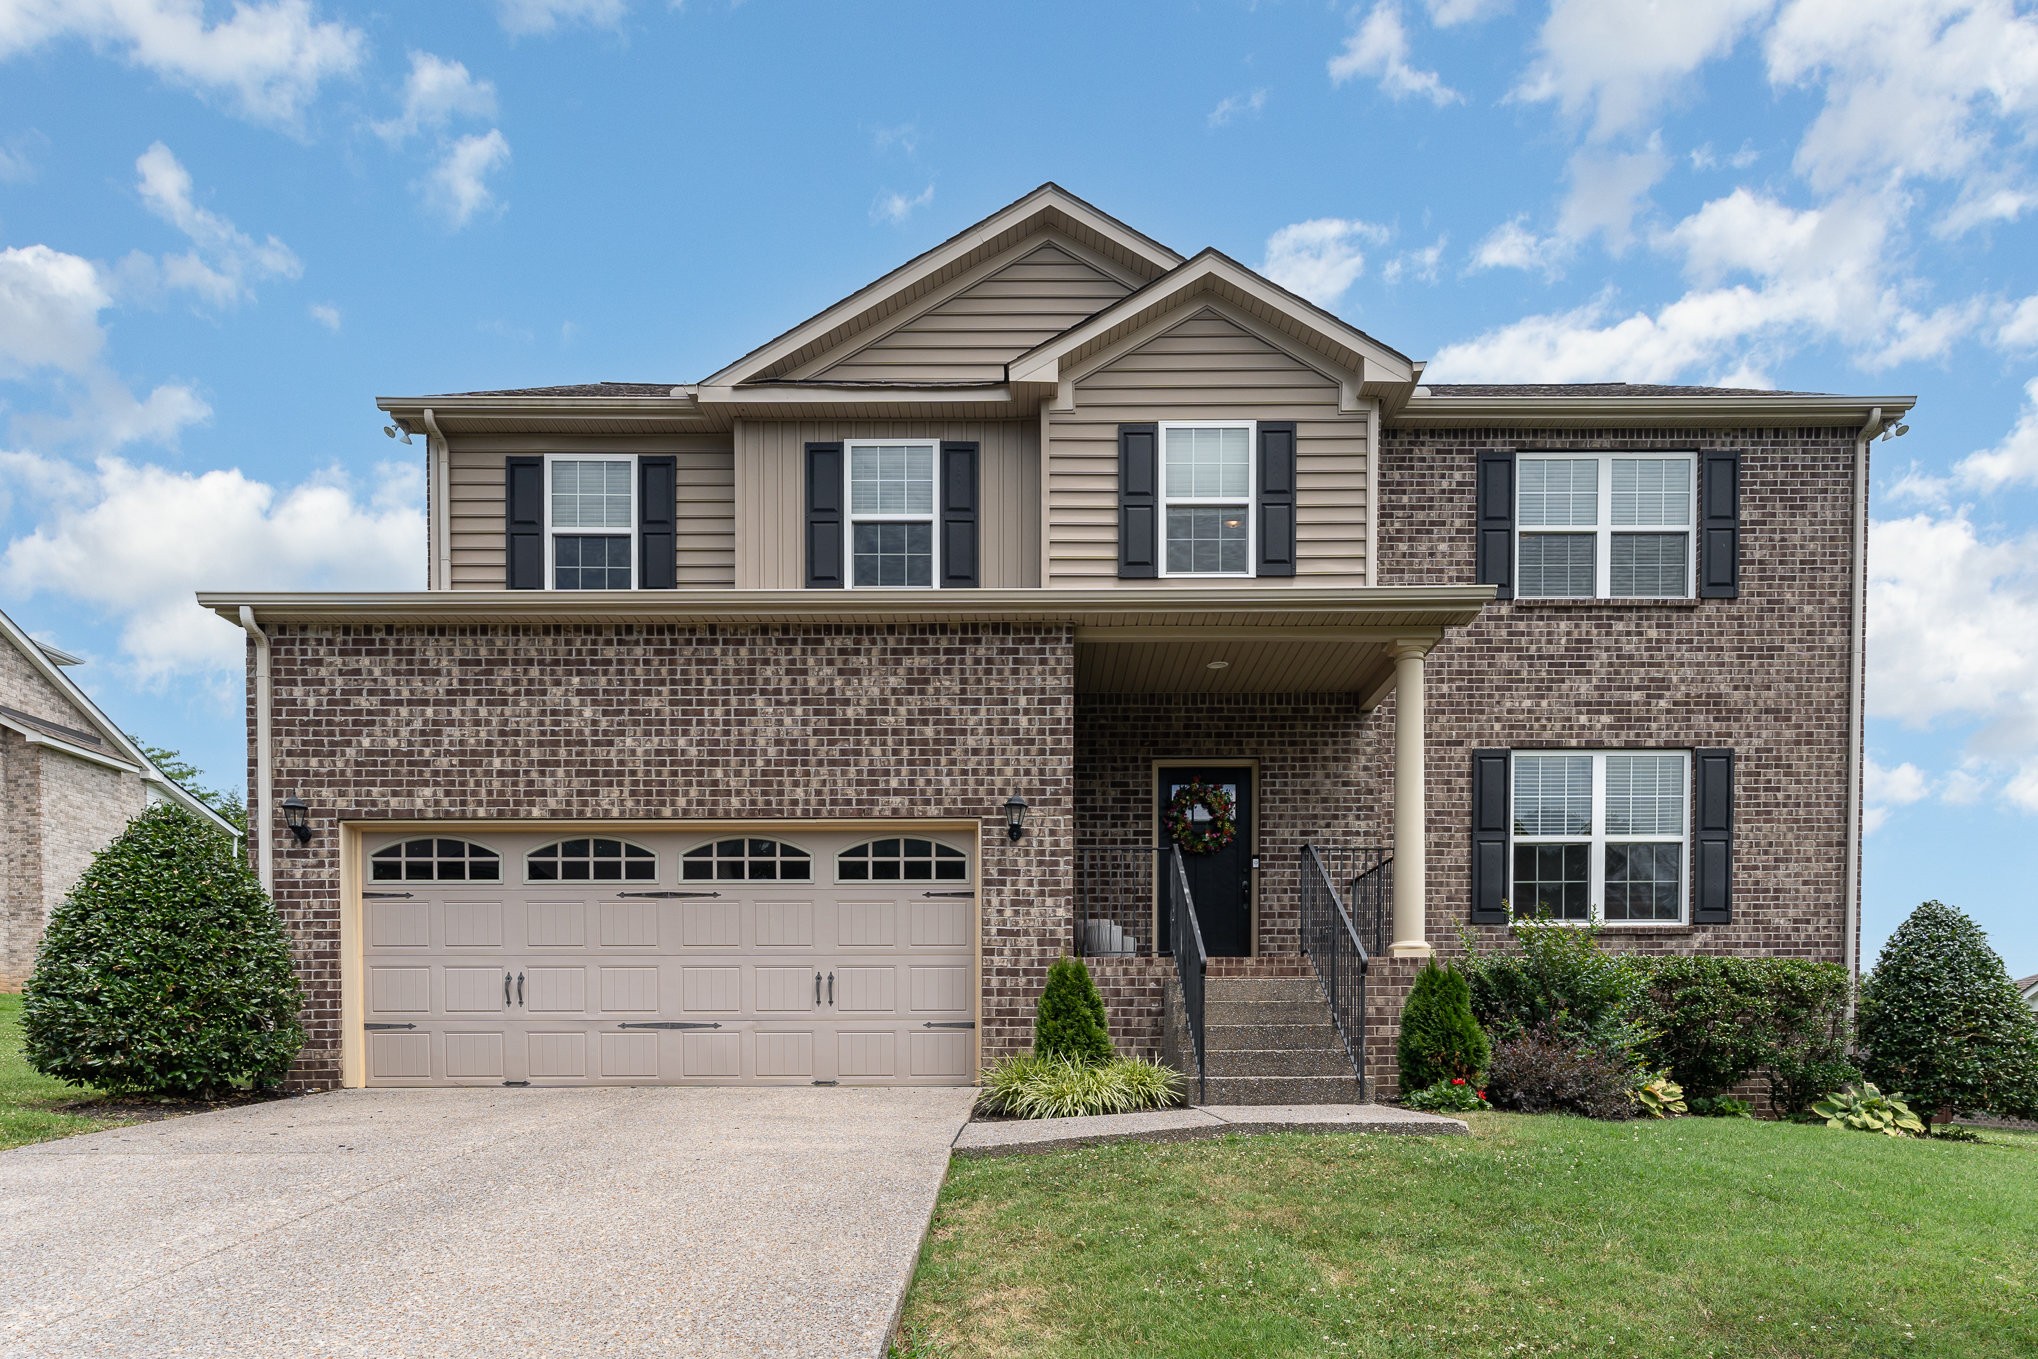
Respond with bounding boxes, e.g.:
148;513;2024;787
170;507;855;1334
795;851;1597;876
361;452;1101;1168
1160;422;1253;577
370;838;501;882
548;456;635;589
526;837;657;882
1517;453;1694;599
1511;751;1688;925
847;441;937;587
837;837;969;882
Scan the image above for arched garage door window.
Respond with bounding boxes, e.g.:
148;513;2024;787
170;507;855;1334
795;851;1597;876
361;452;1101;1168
525;837;657;882
837;837;968;882
369;838;501;882
681;838;813;881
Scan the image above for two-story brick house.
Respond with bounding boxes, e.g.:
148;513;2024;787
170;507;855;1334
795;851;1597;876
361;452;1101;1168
201;185;1910;1099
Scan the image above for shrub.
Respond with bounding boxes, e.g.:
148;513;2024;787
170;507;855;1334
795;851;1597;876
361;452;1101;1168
1688;1094;1754;1119
23;804;303;1097
1459;917;1641;1045
1630;955;1854;1113
1629;1073;1687;1118
976;1056;1181;1119
1858;900;2038;1127
1033;956;1113;1064
1485;1023;1638;1120
1397;961;1490;1090
1812;1082;1925;1138
1403;1078;1490;1113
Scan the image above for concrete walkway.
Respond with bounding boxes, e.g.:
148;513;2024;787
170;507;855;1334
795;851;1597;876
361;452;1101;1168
954;1102;1467;1155
0;1086;975;1359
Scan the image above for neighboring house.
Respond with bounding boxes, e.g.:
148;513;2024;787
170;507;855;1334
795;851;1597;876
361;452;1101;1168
199;185;1910;1099
2020;975;2038;1015
0;606;240;988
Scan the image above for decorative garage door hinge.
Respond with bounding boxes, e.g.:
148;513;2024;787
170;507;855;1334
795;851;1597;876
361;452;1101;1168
362;891;414;899
615;1021;723;1030
364;1022;417;1031
921;890;974;898
615;891;721;899
922;1020;976;1029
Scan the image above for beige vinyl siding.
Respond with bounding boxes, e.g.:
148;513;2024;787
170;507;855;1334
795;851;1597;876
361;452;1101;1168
814;243;1131;384
734;420;1040;589
1045;309;1369;587
445;435;735;589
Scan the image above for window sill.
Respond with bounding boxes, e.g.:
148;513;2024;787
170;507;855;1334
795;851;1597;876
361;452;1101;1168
1598;923;1700;935
1509;596;1703;609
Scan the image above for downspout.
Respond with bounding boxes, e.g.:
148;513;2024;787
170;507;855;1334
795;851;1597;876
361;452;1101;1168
1366;400;1382;586
1846;407;1882;1002
239;606;275;894
421;408;449;591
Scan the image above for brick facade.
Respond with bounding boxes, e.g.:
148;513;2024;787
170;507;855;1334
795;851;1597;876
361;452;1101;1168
255;621;1076;1089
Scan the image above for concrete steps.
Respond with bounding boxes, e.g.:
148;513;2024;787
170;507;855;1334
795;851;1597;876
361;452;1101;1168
1164;970;1363;1106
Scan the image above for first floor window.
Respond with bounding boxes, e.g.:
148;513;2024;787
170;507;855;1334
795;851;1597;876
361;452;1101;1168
1511;750;1689;924
548;456;634;589
847;441;936;587
1161;422;1253;576
1517;453;1695;599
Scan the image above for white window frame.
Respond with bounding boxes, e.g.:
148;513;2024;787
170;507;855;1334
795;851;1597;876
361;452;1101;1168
1158;419;1257;579
543;453;637;591
844;438;941;589
1516;452;1696;599
1509;749;1691;927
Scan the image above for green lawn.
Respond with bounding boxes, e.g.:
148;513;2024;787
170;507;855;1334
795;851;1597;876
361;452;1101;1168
896;1113;2038;1358
0;991;133;1150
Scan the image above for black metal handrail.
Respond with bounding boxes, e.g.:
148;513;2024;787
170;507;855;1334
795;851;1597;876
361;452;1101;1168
1167;843;1209;1104
1300;843;1370;1101
1073;846;1162;957
1310;845;1392;955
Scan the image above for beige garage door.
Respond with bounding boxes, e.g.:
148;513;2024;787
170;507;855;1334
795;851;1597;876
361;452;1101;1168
358;828;976;1087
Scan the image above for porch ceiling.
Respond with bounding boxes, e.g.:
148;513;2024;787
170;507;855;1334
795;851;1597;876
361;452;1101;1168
1075;632;1399;696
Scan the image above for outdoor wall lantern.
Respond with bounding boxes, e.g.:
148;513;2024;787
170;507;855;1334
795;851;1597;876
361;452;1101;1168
1004;794;1029;842
280;794;313;845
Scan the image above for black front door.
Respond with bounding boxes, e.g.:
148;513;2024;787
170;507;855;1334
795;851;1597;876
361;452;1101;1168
1157;766;1254;957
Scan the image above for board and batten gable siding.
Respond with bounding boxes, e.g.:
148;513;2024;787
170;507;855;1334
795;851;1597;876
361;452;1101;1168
734;419;1041;589
1044;309;1369;586
810;243;1134;385
445;436;736;588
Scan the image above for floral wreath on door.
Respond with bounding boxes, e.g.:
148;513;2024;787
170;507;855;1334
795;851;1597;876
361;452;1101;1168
1164;781;1238;855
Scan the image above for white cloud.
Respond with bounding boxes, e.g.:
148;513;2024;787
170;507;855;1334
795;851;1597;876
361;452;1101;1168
870;184;934;225
0;0;364;126
1516;0;1772;140
0;130;43;183
1943;377;2038;493
1995;296;2038;351
13;373;211;453
428;129;511;229
0;244;112;377
0;451;423;681
871;123;919;155
1381;236;1446;285
1329;3;1459;106
495;0;627;36
1468;218;1562;274
1555;135;1668;252
133;142;300;306
1689;142;1760;171
374;51;497;143
309;301;340;330
1207;89;1267;128
1260;217;1389;308
1863;755;1932;833
1425;0;1509;25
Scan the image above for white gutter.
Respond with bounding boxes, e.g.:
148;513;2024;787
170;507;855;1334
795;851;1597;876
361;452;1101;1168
239;606;275;894
1847;407;1883;996
422;407;449;591
1366;399;1382;586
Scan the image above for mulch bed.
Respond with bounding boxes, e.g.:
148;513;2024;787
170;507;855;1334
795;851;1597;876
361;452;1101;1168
54;1088;293;1124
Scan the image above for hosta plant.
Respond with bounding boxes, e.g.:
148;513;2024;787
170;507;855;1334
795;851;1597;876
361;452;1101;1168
1812;1082;1926;1138
976;1056;1182;1119
1629;1073;1688;1119
1687;1094;1754;1119
1403;1077;1490;1113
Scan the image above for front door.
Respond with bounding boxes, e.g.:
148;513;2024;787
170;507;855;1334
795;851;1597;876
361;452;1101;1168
1157;766;1254;957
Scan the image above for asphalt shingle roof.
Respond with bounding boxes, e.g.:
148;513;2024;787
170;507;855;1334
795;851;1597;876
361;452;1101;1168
1424;382;1820;397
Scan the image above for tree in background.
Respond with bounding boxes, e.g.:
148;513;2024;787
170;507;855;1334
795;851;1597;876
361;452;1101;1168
1034;956;1114;1064
23;803;301;1098
136;742;246;834
1858;900;2038;1129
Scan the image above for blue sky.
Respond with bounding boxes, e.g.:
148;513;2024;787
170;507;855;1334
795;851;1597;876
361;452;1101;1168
1;1;2034;975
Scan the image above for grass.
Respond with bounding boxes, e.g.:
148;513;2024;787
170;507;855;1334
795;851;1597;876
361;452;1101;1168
894;1112;2038;1358
0;991;135;1150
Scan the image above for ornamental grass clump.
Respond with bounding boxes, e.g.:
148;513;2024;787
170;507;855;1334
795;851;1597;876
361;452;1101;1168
23;804;303;1098
1033;956;1113;1064
1397;961;1490;1092
976;1055;1182;1119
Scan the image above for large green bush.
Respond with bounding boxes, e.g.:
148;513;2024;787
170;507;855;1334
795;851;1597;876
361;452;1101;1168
1459;917;1640;1045
1632;955;1855;1111
23;803;303;1097
1858;900;2038;1126
1398;961;1490;1091
1034;956;1113;1064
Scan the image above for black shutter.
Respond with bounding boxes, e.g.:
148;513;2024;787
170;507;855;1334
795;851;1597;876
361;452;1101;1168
505;455;544;590
1256;421;1297;578
637;455;677;590
805;442;844;589
1470;749;1511;924
1699;451;1740;599
1117;423;1158;579
939;441;980;589
1693;749;1734;924
1475;452;1515;600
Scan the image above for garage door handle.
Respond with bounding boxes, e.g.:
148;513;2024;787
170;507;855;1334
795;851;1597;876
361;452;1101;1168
516;972;525;1007
616;891;720;899
814;971;822;1005
921;891;973;898
827;972;834;1005
503;973;511;1008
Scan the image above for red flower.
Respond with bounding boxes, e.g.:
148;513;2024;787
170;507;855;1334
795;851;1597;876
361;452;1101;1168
1451;1078;1466;1085
1477;1091;1487;1100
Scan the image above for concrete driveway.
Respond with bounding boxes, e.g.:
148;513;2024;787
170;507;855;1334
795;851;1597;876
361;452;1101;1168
0;1086;976;1359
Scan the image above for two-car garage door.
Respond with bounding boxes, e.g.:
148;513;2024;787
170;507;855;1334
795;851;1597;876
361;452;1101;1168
359;828;976;1087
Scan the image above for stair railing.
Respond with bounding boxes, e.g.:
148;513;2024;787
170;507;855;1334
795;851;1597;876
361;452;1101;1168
1167;843;1209;1104
1300;843;1370;1101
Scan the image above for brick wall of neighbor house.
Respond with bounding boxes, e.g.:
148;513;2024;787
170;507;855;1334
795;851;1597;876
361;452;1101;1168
0;729;41;989
1369;423;1858;968
0;639;85;730
253;622;1076;1090
0;735;146;990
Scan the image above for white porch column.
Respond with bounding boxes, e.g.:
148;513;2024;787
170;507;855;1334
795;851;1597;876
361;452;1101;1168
1390;641;1433;958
